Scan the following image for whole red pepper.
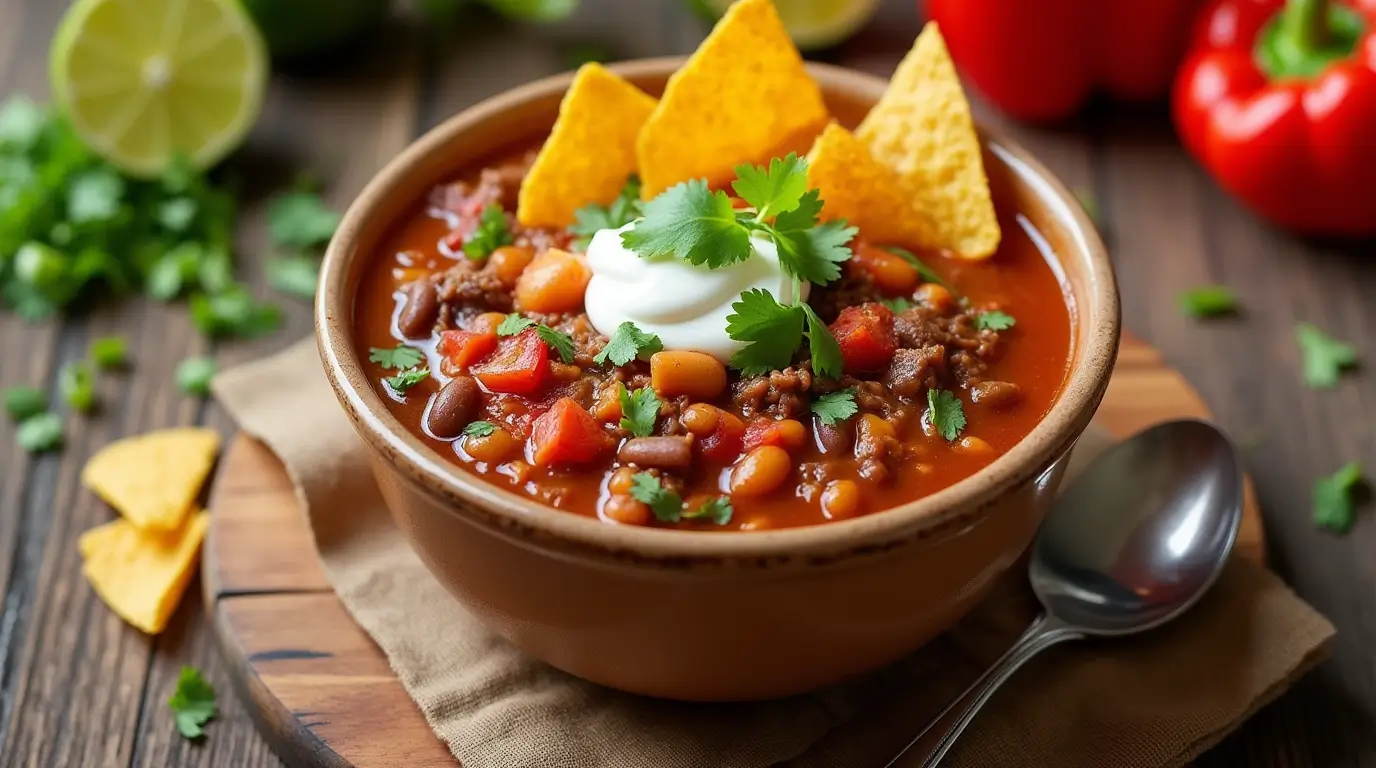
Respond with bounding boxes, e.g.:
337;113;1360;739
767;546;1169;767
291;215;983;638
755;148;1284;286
1173;0;1376;236
926;0;1203;122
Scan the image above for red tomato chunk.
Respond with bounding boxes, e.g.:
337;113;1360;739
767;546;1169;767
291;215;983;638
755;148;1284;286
831;303;898;374
438;330;498;374
470;329;548;394
530;398;613;466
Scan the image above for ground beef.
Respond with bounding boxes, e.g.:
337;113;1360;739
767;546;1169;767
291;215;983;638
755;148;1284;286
891;305;1003;388
732;366;813;419
436;262;513;318
884;345;946;398
810;266;884;321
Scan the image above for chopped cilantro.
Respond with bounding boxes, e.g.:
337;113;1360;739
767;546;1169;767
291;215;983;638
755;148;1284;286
189;287;282;339
1314;461;1365;534
463;204;512;260
975;310;1016;331
16;412;62;453
89;335;128;369
157;198;198;232
67;168;125;223
369;345;425;370
628;472;683;522
811;388;858;426
0;96;44;148
385;367;430;393
618;384;662;438
570;176;642;249
684;496;734;525
168;666;218;740
883;246;953;291
725;289;805;376
59;361;96;412
176;356;217;397
4;386;46;421
267;255;320;299
594;321;662;366
1178;286;1239;318
267;190;340;248
927;389;967;441
879;297;913;313
496;313;536;336
536;325;577;364
1296;323;1358;389
620;179;752;269
800;303;843;379
464;420;497;438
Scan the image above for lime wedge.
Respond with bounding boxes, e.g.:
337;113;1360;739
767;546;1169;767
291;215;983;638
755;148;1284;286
695;0;880;50
50;0;268;178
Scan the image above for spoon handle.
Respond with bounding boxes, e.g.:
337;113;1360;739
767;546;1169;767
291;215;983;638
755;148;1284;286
883;613;1083;768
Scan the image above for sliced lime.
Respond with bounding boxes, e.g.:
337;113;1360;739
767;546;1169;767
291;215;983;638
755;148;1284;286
696;0;880;50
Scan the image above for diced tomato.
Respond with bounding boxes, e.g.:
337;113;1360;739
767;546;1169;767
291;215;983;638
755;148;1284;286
529;397;614;466
697;411;745;462
741;418;802;452
831;303;898;374
437;330;497;375
471;329;548;395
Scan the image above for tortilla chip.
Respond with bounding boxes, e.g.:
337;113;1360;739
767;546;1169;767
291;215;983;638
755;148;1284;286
806;122;942;248
637;0;828;197
81;427;220;531
517;63;657;228
856;23;1000;259
79;510;209;634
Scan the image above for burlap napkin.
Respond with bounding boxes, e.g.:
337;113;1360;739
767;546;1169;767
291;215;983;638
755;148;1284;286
214;339;1334;768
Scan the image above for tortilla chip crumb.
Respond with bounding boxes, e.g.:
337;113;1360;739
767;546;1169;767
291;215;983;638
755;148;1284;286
81;427;220;531
79;511;209;634
806;122;942;248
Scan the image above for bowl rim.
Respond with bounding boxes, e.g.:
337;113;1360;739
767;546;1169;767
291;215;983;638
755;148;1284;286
316;57;1120;566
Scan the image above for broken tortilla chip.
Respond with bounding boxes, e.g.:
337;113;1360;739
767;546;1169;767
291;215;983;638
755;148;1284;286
517;63;657;228
81;427;220;531
856;23;1001;259
806;122;941;248
637;0;828;197
79;510;209;634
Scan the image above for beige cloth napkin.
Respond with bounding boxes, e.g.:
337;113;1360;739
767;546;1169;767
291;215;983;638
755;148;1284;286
215;339;1335;768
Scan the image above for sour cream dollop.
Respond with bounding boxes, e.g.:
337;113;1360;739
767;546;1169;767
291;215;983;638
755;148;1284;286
583;223;806;363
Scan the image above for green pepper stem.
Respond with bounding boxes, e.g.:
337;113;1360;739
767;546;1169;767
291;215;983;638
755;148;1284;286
1283;0;1330;51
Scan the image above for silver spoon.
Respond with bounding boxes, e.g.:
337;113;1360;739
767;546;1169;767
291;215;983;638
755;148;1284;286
885;419;1244;768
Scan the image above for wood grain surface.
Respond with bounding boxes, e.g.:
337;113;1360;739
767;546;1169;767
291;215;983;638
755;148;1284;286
1;1;1373;766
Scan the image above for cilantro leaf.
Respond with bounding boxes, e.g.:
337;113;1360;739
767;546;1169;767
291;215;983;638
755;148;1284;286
369;345;425;370
4;386;46;421
684;496;734;525
463;204;512;260
1296;323;1359;389
975;310;1016;331
536;325;578;364
732;153;808;221
618;384;662;437
883;246;953;291
464;420;497;437
628;472;683;522
880;297;913;312
482;0;579;22
67;169;124;224
570;176;642;248
0;96;45;149
189;287;282;339
1178;286;1238;318
385;367;430;393
90;335;128;369
926;389;967;441
267;191;340;248
769;216;856;287
811;388;858;426
621;179;752;269
1314;461;1365;534
594;321;662;366
267;255;320;299
59;361;96;412
497;313;536;336
16;412;62;453
725;289;805;376
175;356;217;397
157;197;198;232
168;666;218;740
801;303;843;379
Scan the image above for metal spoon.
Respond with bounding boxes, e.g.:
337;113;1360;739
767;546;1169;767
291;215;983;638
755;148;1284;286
885;419;1244;768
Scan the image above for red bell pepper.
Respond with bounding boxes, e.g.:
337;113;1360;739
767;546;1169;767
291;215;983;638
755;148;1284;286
927;0;1204;122
470;329;548;395
437;330;498;375
697;410;745;463
1173;0;1376;236
529;397;613;466
830;303;898;375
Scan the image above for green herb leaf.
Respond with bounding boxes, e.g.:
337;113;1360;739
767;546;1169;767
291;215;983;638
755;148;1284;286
59;361;96;412
385;367;430;393
168;666;218;740
369;345;425;370
683;496;734;525
1314;461;1365;534
157;197;198;232
89;335;128;369
0;96;45;149
189;287;282;339
926;389;967;442
4;386;46;421
267;191;340;248
464;420;497;438
175;356;217;397
497;313;536;336
463;204;513;260
883;246;953;291
725;289;805;376
536;325;578;364
67;169;124;224
267;255;320;299
618;384;662;438
769;213;856;287
879;297;913;313
974;310;1016;331
628;472;683;522
811;388;858;426
1178;286;1239;318
731;153;808;221
593;321;662;366
801;303;843;379
1296;323;1359;389
481;0;579;22
16;412;63;453
621;179;752;268
570;176;642;248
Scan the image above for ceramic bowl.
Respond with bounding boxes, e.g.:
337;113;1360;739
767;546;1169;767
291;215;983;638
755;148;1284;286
316;59;1119;702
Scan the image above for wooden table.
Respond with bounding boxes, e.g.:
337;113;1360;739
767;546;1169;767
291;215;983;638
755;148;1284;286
1;1;1372;766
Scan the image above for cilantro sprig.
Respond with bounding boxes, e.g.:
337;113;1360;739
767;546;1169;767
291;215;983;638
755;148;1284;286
370;345;425;370
464;420;497;438
594;321;662;366
812;388;858;426
385;367;430;393
463;204;512;260
496;313;577;363
1178;285;1239;318
628;472;683;522
618;384;662;437
1296;323;1358;389
169;666;218;740
975;310;1016;331
926;389;967;441
1314;461;1365;534
684;496;734;525
570;176;642;249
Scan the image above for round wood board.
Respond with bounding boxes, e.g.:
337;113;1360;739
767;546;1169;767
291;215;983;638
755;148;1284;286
204;332;1266;768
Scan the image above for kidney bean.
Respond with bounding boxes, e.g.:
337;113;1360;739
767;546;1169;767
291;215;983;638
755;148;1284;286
426;376;479;438
618;436;693;470
396;279;440;339
813;415;854;455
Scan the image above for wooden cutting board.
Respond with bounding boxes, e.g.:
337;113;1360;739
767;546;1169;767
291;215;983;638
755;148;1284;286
203;332;1266;767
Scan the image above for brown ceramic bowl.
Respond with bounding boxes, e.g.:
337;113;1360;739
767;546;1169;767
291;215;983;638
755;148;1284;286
316;59;1118;702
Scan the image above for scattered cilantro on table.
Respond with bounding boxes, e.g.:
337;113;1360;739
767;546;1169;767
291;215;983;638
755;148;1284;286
385;367;430;393
618;384;661;438
59;361;96;412
176;356;217;397
570;176;642;249
594;321;662;366
811;388;858;426
16;411;62;453
1178;285;1239;318
883;246;953;291
190;286;282;339
369;345;425;370
495;313;577;363
463;420;497;438
4;386;46;421
267;254;322;299
1296;323;1359;389
168;666;218;740
927;389;967;441
463;204;512;260
89;335;127;369
975;310;1016;331
1313;461;1365;534
684;496;734;525
267;190;340;248
628;472;683;522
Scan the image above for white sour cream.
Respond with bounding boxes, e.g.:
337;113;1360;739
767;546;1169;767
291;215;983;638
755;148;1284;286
583;223;806;363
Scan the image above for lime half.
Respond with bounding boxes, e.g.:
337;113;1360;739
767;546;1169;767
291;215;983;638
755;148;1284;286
696;0;880;50
50;0;269;177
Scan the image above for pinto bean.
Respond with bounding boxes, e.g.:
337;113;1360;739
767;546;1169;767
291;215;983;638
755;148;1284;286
425;376;479;438
729;446;791;496
602;494;652;526
813;415;854;455
618;436;693;470
397;279;440;338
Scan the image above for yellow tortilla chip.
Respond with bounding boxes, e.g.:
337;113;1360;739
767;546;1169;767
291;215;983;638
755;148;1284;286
856;23;1000;259
637;0;828;197
806;122;941;248
79;511;209;634
517;63;657;228
81;427;220;531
